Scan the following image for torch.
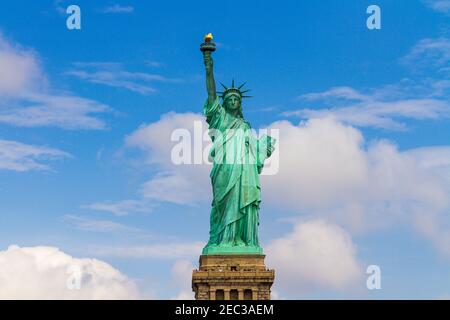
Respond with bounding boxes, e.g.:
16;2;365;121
200;32;216;53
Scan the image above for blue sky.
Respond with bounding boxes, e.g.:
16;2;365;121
0;0;449;299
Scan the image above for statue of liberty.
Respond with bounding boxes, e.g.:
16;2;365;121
200;34;276;255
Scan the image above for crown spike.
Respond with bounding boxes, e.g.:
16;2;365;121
219;79;252;100
219;82;228;90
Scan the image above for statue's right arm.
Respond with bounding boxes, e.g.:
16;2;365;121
203;52;217;105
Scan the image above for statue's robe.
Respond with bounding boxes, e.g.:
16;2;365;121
203;97;275;248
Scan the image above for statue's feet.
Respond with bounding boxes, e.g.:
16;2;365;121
234;239;246;247
207;242;234;248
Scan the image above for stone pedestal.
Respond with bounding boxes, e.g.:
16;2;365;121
192;254;275;300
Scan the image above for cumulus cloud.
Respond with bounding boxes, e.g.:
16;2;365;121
266;220;363;294
171;259;195;300
0;34;44;95
407;146;450;178
262;118;450;236
265;118;368;211
140;172;207;205
0;245;139;299
0;139;70;172
82;112;210;216
125;112;211;205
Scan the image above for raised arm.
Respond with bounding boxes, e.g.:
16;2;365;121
203;51;217;105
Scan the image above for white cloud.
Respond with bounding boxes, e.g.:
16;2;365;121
264;118;368;211
101;5;134;14
402;37;450;71
0;139;70;172
285;86;450;130
0;34;44;95
125;112;203;164
0;92;110;129
125;112;211;205
407;146;450;178
140;172;207;205
266;220;363;294
0;245;139;299
84;112;210;216
171;260;195;300
423;0;450;13
262;118;450;236
0;33;110;130
66;62;182;95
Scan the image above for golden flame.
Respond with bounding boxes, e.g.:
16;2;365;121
204;33;213;42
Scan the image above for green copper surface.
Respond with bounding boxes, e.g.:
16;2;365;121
200;35;275;255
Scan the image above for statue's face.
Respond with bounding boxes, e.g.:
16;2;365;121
225;95;241;111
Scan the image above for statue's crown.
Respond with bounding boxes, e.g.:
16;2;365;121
217;80;251;100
